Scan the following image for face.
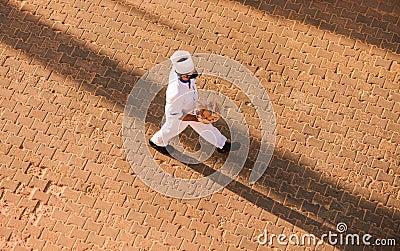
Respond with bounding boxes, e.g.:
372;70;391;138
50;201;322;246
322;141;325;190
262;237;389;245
177;69;198;81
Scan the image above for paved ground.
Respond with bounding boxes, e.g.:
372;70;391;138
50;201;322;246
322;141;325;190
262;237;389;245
0;0;399;250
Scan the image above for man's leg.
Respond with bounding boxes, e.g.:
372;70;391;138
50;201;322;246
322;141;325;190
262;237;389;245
189;122;227;149
151;117;188;147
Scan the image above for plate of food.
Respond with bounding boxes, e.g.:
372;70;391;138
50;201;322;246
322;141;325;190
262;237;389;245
196;102;221;123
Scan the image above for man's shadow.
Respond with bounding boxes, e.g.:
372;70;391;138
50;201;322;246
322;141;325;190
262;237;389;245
146;88;400;250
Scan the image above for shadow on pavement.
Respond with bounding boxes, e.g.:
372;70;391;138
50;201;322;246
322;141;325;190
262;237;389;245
234;0;400;54
0;1;398;250
0;1;143;113
147;104;400;250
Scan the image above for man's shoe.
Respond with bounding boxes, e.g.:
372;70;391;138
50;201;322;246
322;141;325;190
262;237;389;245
149;140;170;155
217;141;240;153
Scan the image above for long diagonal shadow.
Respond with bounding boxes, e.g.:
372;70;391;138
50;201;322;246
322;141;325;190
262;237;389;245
233;0;400;54
146;98;399;250
114;0;400;55
0;1;399;250
0;1;142;113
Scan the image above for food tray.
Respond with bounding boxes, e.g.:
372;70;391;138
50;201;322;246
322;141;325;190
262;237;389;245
196;108;220;123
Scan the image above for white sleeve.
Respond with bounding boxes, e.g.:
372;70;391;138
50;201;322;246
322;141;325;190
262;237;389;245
165;72;184;118
165;95;184;118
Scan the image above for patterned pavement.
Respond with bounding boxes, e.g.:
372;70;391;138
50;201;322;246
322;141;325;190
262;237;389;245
0;0;399;250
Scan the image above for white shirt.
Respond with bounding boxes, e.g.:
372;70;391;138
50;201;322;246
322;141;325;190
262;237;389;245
165;68;198;119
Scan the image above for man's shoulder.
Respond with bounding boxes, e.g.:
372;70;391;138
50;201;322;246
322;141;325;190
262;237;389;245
166;78;182;103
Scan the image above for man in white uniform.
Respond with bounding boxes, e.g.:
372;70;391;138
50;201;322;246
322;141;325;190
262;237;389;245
149;50;237;155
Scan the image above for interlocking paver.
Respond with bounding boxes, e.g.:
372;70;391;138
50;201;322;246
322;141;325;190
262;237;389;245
0;0;399;250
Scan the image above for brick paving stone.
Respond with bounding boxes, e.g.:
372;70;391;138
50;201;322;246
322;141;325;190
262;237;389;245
0;0;399;250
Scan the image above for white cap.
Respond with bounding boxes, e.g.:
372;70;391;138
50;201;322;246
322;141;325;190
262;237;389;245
170;50;195;74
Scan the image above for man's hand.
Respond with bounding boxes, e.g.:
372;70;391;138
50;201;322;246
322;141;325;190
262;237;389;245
179;114;199;122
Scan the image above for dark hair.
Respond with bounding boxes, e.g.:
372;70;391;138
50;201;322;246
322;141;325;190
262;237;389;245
177;57;188;62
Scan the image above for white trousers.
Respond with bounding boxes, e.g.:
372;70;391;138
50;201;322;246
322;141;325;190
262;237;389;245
151;117;227;149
